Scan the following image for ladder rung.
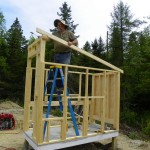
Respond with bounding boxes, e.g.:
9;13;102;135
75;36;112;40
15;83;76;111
46;80;53;82
46;78;62;83
50;65;62;69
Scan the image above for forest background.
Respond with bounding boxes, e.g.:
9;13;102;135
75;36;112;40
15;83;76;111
0;1;149;138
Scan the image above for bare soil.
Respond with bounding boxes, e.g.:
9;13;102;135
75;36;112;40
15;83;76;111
0;101;149;150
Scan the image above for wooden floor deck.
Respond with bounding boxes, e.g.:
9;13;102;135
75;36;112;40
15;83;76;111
23;125;118;150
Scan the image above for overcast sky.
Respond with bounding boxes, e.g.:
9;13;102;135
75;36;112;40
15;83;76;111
1;0;150;47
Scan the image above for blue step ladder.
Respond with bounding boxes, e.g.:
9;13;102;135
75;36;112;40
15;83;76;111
43;65;79;137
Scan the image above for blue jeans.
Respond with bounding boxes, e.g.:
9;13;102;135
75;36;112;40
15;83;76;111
54;52;71;88
54;52;71;64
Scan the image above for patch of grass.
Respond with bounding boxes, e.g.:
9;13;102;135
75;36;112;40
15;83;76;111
128;131;139;139
141;112;150;136
121;110;138;127
142;120;150;136
120;123;150;141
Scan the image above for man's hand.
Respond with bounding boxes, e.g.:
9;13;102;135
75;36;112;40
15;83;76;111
68;39;78;46
42;35;49;41
68;41;73;46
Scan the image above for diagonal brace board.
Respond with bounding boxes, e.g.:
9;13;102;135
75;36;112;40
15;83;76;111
36;28;123;73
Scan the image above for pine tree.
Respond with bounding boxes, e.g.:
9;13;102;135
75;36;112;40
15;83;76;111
6;17;28;100
78;41;92;67
0;9;7;68
0;10;6;37
0;10;7;66
0;10;9;98
91;37;106;68
123;29;150;111
83;41;91;53
91;38;99;56
108;0;143;67
109;25;122;66
92;36;106;59
50;2;79;37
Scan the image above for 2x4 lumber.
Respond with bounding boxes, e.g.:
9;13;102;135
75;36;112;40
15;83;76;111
78;74;82;101
36;28;123;73
89;75;95;123
100;98;105;133
43;117;63;121
68;70;95;76
67;96;104;99
82;69;89;136
112;137;117;150
31;100;83;107
39;38;46;62
32;56;38;139
28;37;41;49
106;74;109;119
114;72;120;130
23;60;32;131
61;66;68;140
28;38;41;59
107;74;111;119
112;73;116;123
44;61;114;73
32;38;46;144
101;71;106;133
28;47;36;59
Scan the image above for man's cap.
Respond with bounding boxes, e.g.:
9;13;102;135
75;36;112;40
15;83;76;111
54;19;69;29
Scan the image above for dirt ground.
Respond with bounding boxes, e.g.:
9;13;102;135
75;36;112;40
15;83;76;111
0;101;149;150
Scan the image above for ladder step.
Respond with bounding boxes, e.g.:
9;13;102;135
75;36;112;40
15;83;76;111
56;78;62;80
46;80;53;82
46;78;62;83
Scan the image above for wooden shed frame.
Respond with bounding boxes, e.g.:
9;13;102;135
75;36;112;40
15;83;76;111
23;28;123;150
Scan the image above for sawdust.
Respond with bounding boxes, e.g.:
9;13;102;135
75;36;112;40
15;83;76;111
0;101;149;150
